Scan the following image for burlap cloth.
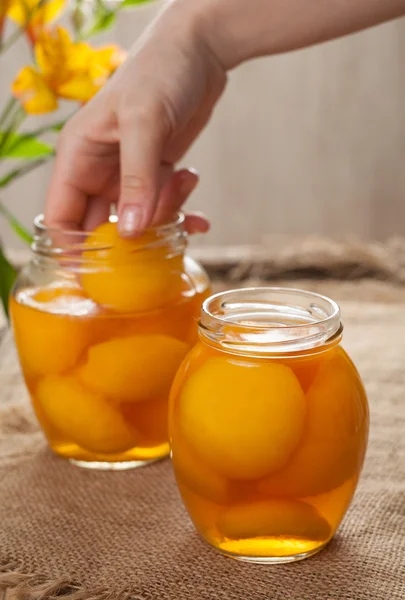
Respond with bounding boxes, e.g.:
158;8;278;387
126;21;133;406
1;242;405;599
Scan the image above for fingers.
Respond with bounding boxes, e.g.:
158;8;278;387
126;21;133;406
69;167;208;235
152;169;198;225
45;153;87;232
81;195;114;233
184;212;210;235
153;169;210;234
117;105;170;238
44;94;208;237
82;171;121;232
44;104;118;232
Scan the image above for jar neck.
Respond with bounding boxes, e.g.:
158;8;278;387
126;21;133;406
199;288;342;356
31;213;188;271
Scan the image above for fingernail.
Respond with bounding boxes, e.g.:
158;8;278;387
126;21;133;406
119;204;144;236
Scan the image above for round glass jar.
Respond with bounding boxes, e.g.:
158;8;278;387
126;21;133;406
169;287;369;563
10;213;211;470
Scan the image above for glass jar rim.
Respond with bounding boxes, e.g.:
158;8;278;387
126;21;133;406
199;287;342;355
34;211;185;237
32;212;187;259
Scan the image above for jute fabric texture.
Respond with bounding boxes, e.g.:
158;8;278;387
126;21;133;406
1;279;404;600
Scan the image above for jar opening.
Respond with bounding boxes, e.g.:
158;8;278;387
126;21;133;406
199;288;342;355
31;212;187;264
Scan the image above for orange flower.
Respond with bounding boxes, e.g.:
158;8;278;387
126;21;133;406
1;0;13;19
0;0;12;39
6;0;66;43
1;0;12;18
12;26;126;114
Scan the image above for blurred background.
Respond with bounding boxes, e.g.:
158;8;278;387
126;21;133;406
1;0;405;251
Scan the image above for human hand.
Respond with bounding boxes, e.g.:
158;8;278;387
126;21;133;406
45;0;402;238
45;1;226;237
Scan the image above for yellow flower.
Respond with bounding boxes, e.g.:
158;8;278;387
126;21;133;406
1;0;13;18
12;26;126;114
7;0;66;41
0;0;13;35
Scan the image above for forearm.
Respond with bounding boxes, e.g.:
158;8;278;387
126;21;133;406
177;0;405;69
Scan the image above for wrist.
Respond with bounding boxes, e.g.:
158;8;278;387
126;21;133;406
195;0;251;70
166;0;246;71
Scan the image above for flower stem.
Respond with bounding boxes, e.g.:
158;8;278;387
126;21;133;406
0;155;54;189
0;98;17;131
0;245;16;321
0;201;33;244
0;107;26;156
27;118;68;138
0;26;25;56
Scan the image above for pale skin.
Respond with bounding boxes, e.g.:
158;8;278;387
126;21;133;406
45;0;405;237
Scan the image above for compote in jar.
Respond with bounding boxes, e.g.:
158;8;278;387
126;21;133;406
11;214;210;469
169;288;369;562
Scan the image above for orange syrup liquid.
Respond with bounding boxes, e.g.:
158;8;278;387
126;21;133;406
11;221;210;466
169;339;369;561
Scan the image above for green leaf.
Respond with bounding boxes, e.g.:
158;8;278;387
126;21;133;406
0;247;17;321
51;121;65;132
22;120;66;138
0;203;33;245
0;156;53;189
121;0;153;6
0;131;54;159
86;3;116;36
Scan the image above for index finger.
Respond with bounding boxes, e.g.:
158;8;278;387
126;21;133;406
45;171;87;232
44;125;89;231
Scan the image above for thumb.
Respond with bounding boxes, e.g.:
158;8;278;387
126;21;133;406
117;109;169;237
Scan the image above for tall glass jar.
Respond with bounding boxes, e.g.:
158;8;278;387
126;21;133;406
11;213;211;469
169;288;369;563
